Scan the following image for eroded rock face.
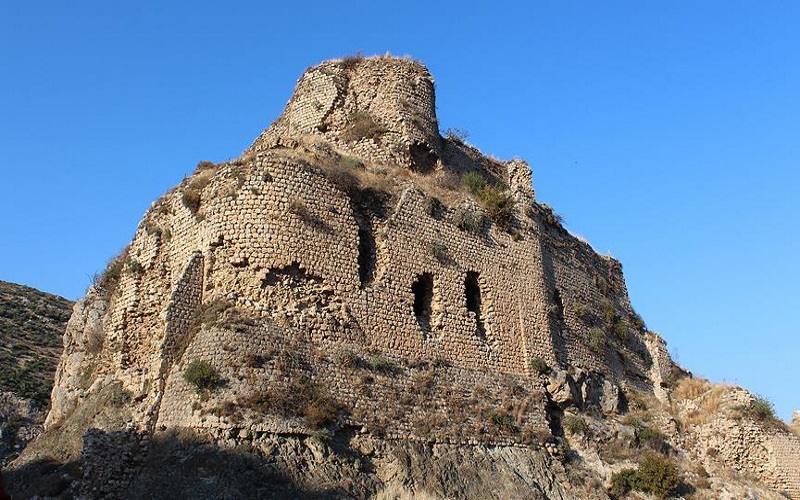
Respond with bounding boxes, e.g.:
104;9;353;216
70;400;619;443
46;291;108;428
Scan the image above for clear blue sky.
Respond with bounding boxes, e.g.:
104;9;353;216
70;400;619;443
1;2;797;420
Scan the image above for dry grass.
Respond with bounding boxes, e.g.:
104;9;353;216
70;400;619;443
671;378;728;427
340;111;388;142
181;161;219;214
291;134;473;204
672;377;711;401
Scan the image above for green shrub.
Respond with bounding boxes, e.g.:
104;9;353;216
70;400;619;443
480;185;514;230
588;328;606;350
310;428;333;443
635;454;680;497
572;300;591;321
613;319;629;343
736;395;777;423
609;468;638;498
634;421;667;452
600;298;617;325
184;360;221;393
288;198;309;218
585;405;603;419
339;155;365;170
428;242;449;263
127;260;145;276
246;376;340;429
487;409;516;431
631;310;647;331
462;171;486;196
610;455;680;498
425;196;443;218
457;209;484;234
336;348;360;367
563;414;587;435
530;357;549;375
368;355;394;373
94;250;130;295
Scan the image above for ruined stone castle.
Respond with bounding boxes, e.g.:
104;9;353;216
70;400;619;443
17;56;798;499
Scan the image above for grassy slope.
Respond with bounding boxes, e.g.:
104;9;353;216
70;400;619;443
0;280;73;405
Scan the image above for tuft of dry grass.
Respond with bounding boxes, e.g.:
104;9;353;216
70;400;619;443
672;377;711;402
341;111;388;142
181;161;219;214
671;378;728;427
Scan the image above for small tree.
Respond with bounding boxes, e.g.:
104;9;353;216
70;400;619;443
184;360;221;393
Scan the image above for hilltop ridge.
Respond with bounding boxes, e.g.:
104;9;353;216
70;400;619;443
0;280;73;466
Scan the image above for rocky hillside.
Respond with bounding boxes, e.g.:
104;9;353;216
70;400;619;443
0;280;73;465
6;56;799;499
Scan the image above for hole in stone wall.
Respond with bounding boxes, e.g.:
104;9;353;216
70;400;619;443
552;289;564;319
358;226;376;287
465;271;486;339
409;142;438;173
412;272;434;332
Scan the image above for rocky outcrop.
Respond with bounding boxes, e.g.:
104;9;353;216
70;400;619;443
46;290;108;428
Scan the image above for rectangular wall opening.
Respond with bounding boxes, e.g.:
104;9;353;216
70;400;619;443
357;227;376;288
465;271;486;339
412;272;434;332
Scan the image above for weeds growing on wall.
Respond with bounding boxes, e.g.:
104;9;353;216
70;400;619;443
537;203;564;228
341;111;388;142
181;161;218;215
244;376;340;429
288;198;309;219
184;360;222;394
444;127;469;142
457;209;485;235
734;395;785;430
428;242;450;264
588;328;606;351
460;171;515;231
530;357;549;375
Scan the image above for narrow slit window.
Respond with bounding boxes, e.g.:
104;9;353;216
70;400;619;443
465;271;485;339
357;227;376;287
552;289;564;319
412;273;434;331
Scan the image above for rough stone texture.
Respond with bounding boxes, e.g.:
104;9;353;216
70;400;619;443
14;56;799;498
672;387;800;498
0;391;45;467
46;291;108;428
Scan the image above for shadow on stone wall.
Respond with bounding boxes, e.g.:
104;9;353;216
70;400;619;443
6;427;349;500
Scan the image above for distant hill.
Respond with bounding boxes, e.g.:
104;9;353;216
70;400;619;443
0;280;72;405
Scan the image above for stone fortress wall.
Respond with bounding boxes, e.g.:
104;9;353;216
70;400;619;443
45;55;800;494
